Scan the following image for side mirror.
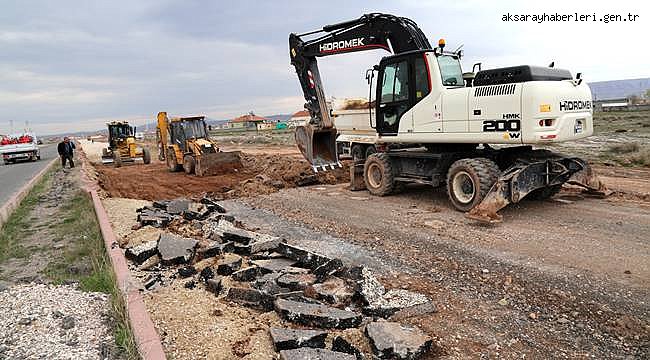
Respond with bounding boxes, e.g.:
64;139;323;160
373;64;380;71
472;62;482;73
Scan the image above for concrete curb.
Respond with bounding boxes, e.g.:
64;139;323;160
78;144;166;359
0;157;58;229
89;190;166;360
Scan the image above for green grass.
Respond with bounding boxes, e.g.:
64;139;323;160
41;191;140;359
0;169;53;263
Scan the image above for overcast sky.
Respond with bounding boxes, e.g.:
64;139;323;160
0;0;647;135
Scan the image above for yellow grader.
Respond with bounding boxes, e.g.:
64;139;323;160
101;121;151;167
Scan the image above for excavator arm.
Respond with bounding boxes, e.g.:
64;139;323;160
289;13;432;171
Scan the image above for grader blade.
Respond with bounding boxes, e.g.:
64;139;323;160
195;151;243;177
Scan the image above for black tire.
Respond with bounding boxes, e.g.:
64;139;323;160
142;148;151;164
157;144;165;162
527;184;562;200
446;158;500;212
351;144;364;161
167;150;181;172
365;145;376;159
183;155;196;174
364;153;395;196
113;152;122;168
3;160;8;165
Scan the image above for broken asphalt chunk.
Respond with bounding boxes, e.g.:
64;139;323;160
332;336;365;360
311;277;354;305
157;233;198;265
269;327;327;351
274;298;362;329
226;287;274;311
200;196;226;213
279;348;355;360
363;289;431;318
276;273;317;291
313;258;345;281
125;240;158;264
197;241;234;258
143;273;162;290
178;266;197;278
206;277;223;295
234;237;280;255
251;258;298;273
356;266;385;306
277;243;331;270
166;198;191;214
216;253;243;275
365;321;432;359
232;266;262;282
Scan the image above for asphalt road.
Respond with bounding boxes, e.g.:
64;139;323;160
0;144;58;207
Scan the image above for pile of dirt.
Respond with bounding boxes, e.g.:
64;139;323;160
95;153;349;201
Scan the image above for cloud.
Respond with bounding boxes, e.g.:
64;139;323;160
0;0;648;135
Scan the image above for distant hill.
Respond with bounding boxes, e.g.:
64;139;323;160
589;78;650;101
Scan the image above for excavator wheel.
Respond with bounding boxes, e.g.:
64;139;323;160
166;151;181;172
364;153;395;196
351;144;364;161
365;145;376;159
183;155;196;175
446;158;500;212
142;148;151;165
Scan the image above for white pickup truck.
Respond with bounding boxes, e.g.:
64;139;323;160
0;133;41;165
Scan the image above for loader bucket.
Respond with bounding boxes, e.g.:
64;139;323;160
295;125;340;172
195;151;243;177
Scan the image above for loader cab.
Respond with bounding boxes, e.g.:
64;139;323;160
169;117;209;152
374;50;451;136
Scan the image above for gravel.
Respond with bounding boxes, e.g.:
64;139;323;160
0;283;114;360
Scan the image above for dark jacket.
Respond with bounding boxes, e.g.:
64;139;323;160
57;141;75;156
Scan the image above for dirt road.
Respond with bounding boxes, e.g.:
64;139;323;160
232;174;649;358
87;139;649;357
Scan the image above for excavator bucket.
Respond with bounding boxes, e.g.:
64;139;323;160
295;124;340;172
195;151;243;177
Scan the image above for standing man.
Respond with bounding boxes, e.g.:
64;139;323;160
57;137;76;168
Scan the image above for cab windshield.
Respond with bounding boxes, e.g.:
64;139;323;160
438;55;463;87
182;120;208;139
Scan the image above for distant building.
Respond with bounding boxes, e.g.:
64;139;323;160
228;113;267;129
287;110;310;128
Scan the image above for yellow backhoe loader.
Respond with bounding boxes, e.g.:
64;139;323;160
156;112;242;176
101;121;151;167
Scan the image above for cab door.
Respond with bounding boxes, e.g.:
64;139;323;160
376;58;411;136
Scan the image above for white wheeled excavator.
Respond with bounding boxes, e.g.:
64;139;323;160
289;13;606;222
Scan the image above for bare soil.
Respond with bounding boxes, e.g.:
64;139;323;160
94;152;348;201
85;138;650;358
236;171;650;358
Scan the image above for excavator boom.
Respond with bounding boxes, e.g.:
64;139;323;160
289;13;431;171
